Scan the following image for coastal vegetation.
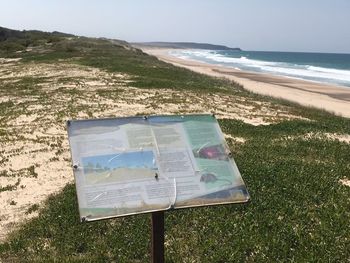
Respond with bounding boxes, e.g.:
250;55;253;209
0;27;349;262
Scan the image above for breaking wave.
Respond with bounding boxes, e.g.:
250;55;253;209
169;50;350;87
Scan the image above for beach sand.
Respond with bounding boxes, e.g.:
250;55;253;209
140;47;350;118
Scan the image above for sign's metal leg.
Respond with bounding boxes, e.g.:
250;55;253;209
151;211;165;263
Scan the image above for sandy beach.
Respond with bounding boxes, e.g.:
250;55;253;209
140;47;350;118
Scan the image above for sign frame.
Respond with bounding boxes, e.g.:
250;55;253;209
67;114;250;222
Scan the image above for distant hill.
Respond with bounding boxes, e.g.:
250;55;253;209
133;42;241;51
0;26;74;42
0;26;75;52
0;26;240;54
0;26;135;54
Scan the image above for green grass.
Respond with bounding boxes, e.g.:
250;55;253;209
0;33;349;262
0;119;349;262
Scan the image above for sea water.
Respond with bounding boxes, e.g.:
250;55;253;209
169;49;350;87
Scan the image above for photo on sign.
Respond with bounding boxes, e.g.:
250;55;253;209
81;150;158;185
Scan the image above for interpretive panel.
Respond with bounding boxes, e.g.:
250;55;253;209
67;114;250;221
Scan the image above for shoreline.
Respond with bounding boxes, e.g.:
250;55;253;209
139;47;350;118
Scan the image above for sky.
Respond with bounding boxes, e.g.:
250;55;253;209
1;0;350;53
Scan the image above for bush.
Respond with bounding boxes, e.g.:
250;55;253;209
0;41;25;52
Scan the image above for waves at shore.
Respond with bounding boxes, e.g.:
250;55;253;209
142;47;350;118
169;49;350;87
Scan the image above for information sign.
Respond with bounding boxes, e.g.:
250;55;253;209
67;114;250;221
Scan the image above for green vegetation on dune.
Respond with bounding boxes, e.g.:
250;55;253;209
0;28;349;262
0;26;73;54
19;36;243;94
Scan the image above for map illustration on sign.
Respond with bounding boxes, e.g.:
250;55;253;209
67;114;250;221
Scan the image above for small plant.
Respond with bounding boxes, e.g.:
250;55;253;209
0;178;20;192
49;156;59;162
28;165;38;178
25;204;40;215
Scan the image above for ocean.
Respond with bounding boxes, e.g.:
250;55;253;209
169;49;350;87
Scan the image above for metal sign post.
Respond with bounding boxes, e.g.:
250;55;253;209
151;211;165;263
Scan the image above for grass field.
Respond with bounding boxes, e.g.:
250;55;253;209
0;32;349;262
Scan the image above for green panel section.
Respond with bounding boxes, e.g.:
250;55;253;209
196;158;234;190
183;117;222;149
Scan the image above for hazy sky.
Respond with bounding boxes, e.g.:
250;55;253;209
1;0;350;53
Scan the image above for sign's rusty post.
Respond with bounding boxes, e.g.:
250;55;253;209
151;211;165;263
